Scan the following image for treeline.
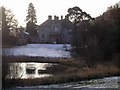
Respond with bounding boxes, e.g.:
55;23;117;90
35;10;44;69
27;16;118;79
2;3;38;47
67;3;120;67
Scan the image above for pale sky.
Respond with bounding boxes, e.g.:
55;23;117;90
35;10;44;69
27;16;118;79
0;0;120;27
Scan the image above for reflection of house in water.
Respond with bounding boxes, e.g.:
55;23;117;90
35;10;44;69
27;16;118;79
26;64;36;74
25;63;50;75
26;67;36;74
37;15;72;44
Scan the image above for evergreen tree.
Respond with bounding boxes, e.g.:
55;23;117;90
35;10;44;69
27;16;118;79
26;3;37;23
26;3;38;37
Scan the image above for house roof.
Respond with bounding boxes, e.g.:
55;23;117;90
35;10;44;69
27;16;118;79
38;19;62;27
37;16;72;31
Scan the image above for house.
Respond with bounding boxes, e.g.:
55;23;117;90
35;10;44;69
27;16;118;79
37;15;72;44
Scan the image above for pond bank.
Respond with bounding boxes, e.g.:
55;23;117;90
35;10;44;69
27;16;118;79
2;56;120;89
4;76;120;90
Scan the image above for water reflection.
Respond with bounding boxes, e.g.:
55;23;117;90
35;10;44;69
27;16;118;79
7;62;53;79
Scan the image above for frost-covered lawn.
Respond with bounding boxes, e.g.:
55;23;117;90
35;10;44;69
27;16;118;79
2;44;71;58
4;76;120;89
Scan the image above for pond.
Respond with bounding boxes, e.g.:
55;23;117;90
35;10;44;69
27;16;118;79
6;62;54;79
5;62;120;89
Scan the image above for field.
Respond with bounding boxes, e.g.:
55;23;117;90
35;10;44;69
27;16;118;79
2;44;71;58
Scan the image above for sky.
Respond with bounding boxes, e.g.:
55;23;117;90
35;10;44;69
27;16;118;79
0;0;120;27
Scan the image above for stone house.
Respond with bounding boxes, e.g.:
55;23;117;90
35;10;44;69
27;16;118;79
37;15;72;44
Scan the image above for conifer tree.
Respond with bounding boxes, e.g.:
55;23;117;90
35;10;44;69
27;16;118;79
26;3;37;37
26;3;37;23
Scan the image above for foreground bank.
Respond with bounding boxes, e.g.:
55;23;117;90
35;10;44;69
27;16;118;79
2;56;120;89
4;76;120;90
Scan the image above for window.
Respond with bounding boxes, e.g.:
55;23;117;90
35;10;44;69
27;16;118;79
42;34;44;38
54;26;59;32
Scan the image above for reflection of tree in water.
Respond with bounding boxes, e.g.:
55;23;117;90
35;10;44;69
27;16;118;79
7;63;23;79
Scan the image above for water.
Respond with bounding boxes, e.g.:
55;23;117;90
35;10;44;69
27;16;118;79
6;62;53;79
5;62;120;89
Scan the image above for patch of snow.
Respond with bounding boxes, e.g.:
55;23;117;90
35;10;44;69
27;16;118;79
2;44;71;58
4;76;120;90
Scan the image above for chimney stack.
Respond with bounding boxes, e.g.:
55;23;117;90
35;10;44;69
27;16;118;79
54;15;59;20
61;15;63;20
48;15;52;20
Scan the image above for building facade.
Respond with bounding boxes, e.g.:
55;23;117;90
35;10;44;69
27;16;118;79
37;15;71;44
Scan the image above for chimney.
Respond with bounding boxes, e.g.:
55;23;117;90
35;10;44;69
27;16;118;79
48;15;52;20
61;15;63;20
54;15;59;20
